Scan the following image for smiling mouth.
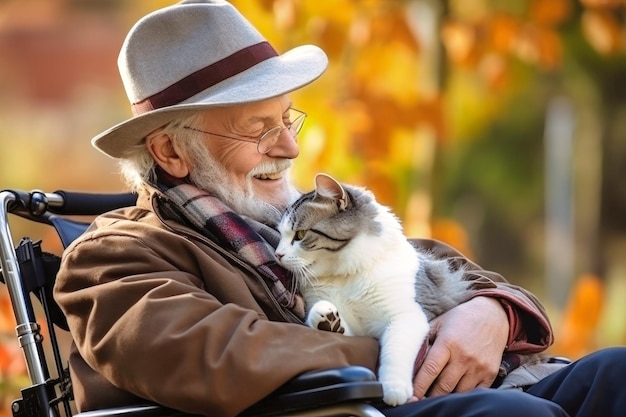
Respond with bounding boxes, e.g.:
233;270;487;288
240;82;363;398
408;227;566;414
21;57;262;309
254;172;284;180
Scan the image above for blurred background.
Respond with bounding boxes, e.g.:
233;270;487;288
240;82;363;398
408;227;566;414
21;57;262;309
1;0;625;412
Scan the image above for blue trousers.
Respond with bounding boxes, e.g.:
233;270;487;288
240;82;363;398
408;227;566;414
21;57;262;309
381;347;626;417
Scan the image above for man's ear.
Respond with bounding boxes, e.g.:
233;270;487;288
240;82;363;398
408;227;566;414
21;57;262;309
146;133;190;179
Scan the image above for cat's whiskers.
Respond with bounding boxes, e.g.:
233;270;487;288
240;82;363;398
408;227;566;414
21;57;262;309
292;263;318;291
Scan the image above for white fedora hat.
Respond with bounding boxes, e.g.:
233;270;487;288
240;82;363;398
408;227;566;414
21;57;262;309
91;0;328;158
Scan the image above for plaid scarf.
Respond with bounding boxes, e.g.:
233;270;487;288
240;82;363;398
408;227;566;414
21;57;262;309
153;168;304;318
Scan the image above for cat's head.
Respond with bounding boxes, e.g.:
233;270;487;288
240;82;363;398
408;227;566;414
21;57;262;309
275;173;382;284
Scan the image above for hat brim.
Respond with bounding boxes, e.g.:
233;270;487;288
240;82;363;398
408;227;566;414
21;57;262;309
92;44;328;158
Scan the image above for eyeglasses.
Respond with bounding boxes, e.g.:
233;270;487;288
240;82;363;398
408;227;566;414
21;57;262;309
183;108;307;154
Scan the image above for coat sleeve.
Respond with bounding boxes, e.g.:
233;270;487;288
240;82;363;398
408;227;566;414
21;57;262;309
54;228;380;417
410;238;553;353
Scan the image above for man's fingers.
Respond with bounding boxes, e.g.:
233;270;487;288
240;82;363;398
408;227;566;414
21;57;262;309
430;362;497;396
427;362;465;397
454;357;500;393
412;344;450;399
453;372;492;393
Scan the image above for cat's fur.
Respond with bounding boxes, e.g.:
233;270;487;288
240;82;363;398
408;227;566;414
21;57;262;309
275;173;474;406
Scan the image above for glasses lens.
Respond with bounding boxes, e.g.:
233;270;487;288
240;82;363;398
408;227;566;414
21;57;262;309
289;110;306;136
257;126;282;154
257;110;306;154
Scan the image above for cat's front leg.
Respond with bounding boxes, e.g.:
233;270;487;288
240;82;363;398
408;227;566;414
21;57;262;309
378;309;430;406
306;300;353;335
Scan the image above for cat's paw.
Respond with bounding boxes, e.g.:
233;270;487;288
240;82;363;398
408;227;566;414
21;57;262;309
381;379;414;407
306;300;345;334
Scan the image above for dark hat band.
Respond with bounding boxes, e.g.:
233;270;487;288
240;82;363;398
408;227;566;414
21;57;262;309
131;41;278;115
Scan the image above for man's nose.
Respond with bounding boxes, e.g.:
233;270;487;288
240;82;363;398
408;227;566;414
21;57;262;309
266;129;299;159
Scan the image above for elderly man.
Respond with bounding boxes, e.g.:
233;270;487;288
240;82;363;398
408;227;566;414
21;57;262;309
54;2;625;417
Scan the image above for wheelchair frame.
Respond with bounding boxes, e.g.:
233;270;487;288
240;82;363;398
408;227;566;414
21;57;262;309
0;188;385;417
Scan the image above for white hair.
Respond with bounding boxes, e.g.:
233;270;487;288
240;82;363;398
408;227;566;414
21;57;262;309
118;113;204;191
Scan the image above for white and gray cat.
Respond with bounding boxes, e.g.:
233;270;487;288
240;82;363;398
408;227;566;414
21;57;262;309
275;173;474;407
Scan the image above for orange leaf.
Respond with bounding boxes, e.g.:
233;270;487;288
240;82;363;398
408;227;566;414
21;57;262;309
0;293;17;333
441;21;478;66
478;53;509;91
431;218;474;259
512;25;562;70
488;14;522;54
552;274;605;359
528;0;572;26
581;10;623;55
0;343;12;370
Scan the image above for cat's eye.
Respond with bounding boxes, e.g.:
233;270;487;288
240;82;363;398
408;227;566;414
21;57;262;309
294;230;308;241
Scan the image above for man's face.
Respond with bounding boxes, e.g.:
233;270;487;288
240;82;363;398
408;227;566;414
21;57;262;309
186;96;302;223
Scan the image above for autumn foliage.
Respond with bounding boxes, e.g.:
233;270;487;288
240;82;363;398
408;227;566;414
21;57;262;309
551;274;605;359
1;0;626;409
0;292;27;415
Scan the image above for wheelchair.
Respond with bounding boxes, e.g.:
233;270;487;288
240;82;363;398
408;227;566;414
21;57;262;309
0;188;385;417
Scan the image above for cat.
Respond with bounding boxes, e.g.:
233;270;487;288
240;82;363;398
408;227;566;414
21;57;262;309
274;173;474;407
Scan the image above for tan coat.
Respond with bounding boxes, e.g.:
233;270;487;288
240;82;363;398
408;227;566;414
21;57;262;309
54;188;553;417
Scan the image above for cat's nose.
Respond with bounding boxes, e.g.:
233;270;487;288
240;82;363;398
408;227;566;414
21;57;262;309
275;253;284;261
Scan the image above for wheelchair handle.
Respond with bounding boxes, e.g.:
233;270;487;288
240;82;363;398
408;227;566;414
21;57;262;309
50;190;137;215
1;189;136;217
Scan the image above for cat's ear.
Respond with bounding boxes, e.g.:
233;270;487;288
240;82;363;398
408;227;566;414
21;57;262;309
314;173;349;210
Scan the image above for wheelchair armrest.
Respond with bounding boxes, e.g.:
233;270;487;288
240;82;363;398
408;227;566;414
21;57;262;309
73;404;186;417
74;366;383;417
241;365;383;416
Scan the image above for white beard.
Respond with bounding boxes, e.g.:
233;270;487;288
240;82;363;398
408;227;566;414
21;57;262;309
187;147;301;225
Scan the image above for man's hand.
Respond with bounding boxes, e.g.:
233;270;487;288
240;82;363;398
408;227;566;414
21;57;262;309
412;296;509;399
